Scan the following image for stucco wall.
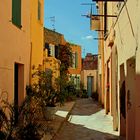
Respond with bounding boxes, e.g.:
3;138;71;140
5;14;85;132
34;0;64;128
98;2;105;105
44;56;60;80
81;70;97;93
68;44;82;75
30;0;44;77
44;28;65;46
135;0;140;133
104;0;140;139
114;1;139;139
0;0;30;102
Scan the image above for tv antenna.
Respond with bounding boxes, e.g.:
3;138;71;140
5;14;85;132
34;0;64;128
49;16;56;31
82;46;86;58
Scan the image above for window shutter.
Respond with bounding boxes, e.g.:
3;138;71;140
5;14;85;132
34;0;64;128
38;0;41;20
72;53;75;68
12;0;21;27
75;52;78;68
55;46;59;59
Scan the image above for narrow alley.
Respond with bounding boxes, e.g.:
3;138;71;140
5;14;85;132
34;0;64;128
1;0;140;140
54;98;120;140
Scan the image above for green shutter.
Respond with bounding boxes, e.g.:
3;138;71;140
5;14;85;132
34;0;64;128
75;52;78;68
12;0;21;28
38;0;41;20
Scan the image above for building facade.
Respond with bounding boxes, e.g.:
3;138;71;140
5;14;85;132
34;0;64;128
43;49;60;87
68;44;82;89
90;1;105;105
96;0;140;139
0;0;31;105
81;53;98;97
30;0;44;84
44;28;65;83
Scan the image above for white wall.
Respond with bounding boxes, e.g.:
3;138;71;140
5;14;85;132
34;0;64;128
104;0;140;139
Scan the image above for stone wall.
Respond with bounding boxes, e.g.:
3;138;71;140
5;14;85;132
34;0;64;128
44;28;65;46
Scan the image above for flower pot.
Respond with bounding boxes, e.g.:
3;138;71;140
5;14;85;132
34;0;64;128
44;106;57;121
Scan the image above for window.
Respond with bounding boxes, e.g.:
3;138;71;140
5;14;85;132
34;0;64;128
49;44;55;57
75;52;78;68
38;0;41;20
71;76;75;83
76;76;80;89
72;53;76;68
45;43;51;56
55;46;59;59
72;52;78;69
12;0;21;28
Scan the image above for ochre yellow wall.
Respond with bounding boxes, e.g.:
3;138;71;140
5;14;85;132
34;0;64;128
30;0;44;83
44;57;60;80
43;49;60;87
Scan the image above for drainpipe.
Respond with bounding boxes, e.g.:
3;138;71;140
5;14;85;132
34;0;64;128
29;42;32;85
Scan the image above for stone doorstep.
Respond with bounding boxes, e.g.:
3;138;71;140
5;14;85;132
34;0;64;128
41;101;76;140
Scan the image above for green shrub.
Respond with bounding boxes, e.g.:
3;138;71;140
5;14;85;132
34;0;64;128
0;93;44;140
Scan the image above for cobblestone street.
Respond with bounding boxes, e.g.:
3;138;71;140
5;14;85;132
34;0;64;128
54;98;120;140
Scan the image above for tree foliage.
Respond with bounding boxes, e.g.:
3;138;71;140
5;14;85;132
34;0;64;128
58;42;72;74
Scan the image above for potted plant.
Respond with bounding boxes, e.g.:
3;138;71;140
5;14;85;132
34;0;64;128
31;68;59;121
42;88;59;121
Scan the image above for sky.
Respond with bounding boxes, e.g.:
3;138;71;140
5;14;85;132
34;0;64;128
44;0;98;58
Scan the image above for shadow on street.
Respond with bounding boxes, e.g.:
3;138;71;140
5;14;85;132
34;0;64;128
54;98;123;140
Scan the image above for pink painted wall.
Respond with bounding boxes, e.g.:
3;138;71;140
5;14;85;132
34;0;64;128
0;1;30;103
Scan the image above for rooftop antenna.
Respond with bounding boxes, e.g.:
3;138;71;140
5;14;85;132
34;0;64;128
49;16;56;31
82;46;86;58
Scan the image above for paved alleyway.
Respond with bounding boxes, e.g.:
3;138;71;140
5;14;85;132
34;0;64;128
54;98;120;140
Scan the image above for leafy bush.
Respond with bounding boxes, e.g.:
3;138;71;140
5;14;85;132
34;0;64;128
31;68;59;107
81;89;88;98
64;81;77;101
76;82;88;98
55;78;77;103
0;93;44;140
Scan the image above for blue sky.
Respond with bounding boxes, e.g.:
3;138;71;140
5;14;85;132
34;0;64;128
44;0;98;58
